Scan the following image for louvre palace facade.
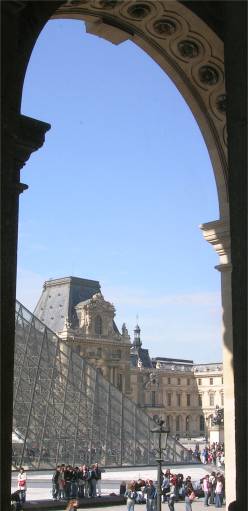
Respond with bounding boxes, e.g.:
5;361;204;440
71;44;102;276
33;276;223;440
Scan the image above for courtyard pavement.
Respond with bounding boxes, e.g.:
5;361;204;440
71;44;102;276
74;503;225;511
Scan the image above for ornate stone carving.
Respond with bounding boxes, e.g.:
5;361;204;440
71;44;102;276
144;371;159;388
216;94;227;113
98;0;118;8
153;18;177;36
122;323;128;336
199;65;219;86
177;40;199;59
127;3;151;19
211;405;224;426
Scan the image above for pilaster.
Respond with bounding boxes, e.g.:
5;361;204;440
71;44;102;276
200;217;236;505
1;113;51;504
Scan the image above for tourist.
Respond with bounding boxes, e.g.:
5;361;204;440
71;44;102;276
52;465;60;500
11;490;22;511
77;466;84;498
184;487;196;511
17;467;27;504
70;467;79;498
125;483;138;511
202;475;210;507
88;464;97;497
65;499;79;510
58;465;66;500
162;472;170;502
81;464;90;498
209;472;216;505
166;476;177;511
94;462;102;497
215;475;224;507
143;480;157;511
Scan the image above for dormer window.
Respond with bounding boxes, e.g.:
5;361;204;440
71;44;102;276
95;315;102;335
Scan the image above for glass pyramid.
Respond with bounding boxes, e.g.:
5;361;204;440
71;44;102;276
13;301;196;469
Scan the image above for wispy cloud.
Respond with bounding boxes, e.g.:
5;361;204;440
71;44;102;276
104;285;221;309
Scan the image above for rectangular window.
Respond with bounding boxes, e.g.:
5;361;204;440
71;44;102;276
210;377;213;385
198;378;202;385
112;350;121;359
210;394;214;406
177;377;181;385
168;376;171;384
187;394;190;406
167;393;171;406
177;393;181;407
187;378;190;386
198;394;202;406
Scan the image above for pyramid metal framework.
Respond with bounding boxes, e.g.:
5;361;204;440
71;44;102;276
13;301;197;469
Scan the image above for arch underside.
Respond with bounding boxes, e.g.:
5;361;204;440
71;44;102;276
52;0;228;217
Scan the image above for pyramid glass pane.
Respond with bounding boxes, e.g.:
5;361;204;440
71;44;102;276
13;300;198;469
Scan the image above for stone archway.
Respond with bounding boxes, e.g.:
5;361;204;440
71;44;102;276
2;2;246;509
49;1;233;505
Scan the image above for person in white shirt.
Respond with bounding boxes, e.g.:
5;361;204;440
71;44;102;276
215;477;223;508
17;467;27;504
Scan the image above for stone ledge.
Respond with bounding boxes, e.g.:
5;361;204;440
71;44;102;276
22;495;125;510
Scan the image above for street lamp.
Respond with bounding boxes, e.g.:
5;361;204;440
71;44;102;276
150;415;170;511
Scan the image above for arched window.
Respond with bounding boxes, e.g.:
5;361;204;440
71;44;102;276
200;415;205;432
95;315;102;335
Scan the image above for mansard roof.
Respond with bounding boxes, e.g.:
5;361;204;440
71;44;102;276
130;347;153;369
33;276;101;333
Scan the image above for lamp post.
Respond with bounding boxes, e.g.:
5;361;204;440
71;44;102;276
150;416;170;511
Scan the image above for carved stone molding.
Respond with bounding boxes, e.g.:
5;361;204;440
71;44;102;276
5;115;51;194
52;0;228;215
14;114;51;169
200;218;231;269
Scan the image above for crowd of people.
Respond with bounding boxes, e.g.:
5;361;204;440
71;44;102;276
188;443;225;467
11;458;226;510
123;469;225;511
51;463;102;500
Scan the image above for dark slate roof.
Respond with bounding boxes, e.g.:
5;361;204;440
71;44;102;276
130;347;153;368
153;357;193;364
33;276;101;333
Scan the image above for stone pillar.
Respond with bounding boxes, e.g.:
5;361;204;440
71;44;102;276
2;114;50;504
209;424;224;444
200;218;235;506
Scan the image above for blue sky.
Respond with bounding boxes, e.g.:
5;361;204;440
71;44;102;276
17;19;221;362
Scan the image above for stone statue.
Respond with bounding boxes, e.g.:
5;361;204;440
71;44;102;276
122;323;128;336
211;405;224;426
64;317;72;329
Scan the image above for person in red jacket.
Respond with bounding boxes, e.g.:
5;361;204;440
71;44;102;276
17;467;27;504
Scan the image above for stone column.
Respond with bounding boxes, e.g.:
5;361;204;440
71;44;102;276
200;218;235;506
2;114;50;504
